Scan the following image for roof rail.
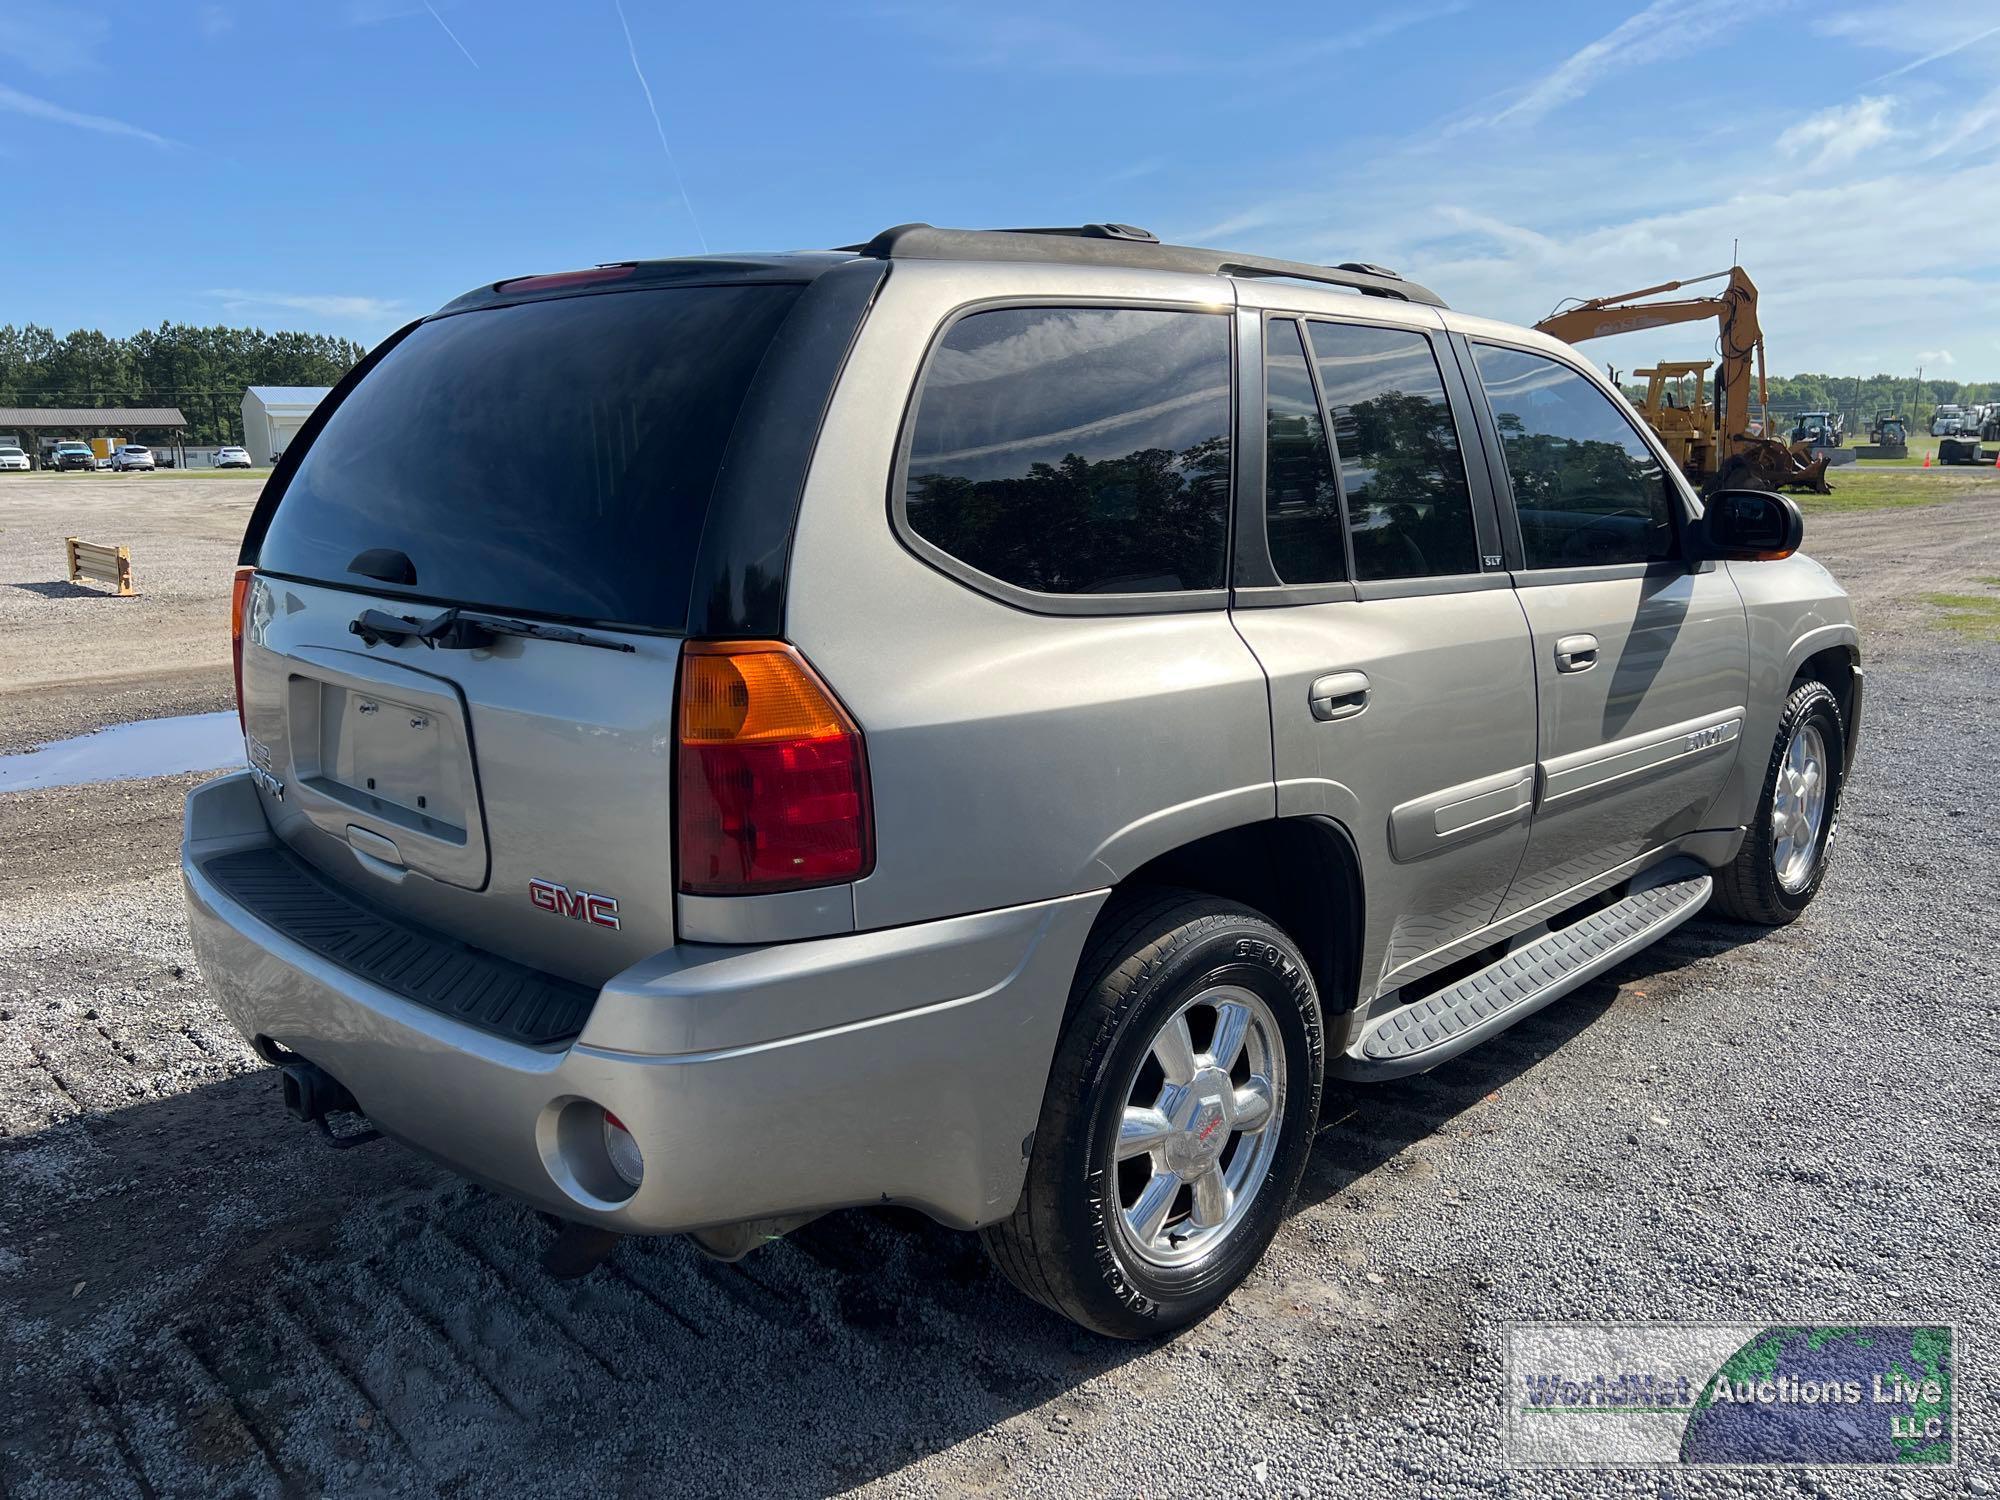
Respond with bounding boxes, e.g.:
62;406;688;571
842;223;1444;307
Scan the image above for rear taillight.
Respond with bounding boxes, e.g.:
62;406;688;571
676;640;873;896
229;566;253;730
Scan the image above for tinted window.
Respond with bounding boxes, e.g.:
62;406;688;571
1306;322;1478;581
1472;344;1676;569
1264;318;1344;584
257;284;803;631
904;307;1230;596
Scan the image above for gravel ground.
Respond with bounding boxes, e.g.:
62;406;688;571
0;475;255;753
1;489;1996;1497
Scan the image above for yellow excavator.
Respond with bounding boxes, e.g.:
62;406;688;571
1533;266;1830;494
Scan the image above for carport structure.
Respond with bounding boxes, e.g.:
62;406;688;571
0;406;189;469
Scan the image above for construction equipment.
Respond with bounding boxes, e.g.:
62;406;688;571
1862;414;1908;459
1533;266;1830;494
1790;411;1844;449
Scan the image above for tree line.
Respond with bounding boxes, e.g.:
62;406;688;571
1616;368;1997;432
0;323;367;445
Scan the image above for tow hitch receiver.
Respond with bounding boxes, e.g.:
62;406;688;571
280;1060;383;1150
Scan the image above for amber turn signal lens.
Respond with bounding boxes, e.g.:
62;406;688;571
230;566;254;730
676;641;873;895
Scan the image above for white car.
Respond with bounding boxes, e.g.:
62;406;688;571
0;446;30;472
111;445;155;472
215;446;253;469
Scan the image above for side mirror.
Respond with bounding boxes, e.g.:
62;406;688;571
1694;489;1804;562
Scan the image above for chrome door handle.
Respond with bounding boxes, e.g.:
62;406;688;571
1309;670;1370;721
1554;634;1599;673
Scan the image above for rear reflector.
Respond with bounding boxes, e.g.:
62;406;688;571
230;566;254;730
676;640;873;896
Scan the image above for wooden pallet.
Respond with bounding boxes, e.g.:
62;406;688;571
64;536;137;596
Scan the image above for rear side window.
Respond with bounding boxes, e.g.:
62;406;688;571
903;306;1231;597
256;283;804;631
1471;344;1676;569
1306;322;1478;581
1263;317;1344;584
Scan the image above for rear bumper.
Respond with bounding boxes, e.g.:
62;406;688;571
183;773;1104;1234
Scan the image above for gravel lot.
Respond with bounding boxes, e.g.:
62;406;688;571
2;480;1996;1496
0;474;256;753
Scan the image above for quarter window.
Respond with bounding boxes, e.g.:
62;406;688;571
1306;322;1478;581
1471;345;1677;569
1263;318;1344;584
903;306;1231;597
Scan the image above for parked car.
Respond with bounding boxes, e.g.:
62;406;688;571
183;224;1862;1338
111;445;155;471
0;445;30;472
49;440;96;471
216;446;253;469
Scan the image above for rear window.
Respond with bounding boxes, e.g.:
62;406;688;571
902;306;1232;598
255;283;803;631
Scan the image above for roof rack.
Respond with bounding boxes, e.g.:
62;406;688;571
842;223;1444;307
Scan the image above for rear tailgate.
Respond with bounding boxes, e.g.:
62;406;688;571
236;278;810;987
239;579;677;984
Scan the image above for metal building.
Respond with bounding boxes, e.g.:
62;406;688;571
241;387;331;466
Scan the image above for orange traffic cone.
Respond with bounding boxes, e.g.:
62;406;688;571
1923;450;1932;467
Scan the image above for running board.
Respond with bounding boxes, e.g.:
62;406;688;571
1334;873;1712;1081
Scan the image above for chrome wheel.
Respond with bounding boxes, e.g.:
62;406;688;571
1110;984;1286;1270
1772;721;1829;893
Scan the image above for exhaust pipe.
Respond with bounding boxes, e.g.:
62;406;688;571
279;1060;382;1150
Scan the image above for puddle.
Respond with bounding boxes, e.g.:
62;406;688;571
0;712;243;793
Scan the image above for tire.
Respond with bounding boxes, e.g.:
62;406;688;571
981;890;1324;1338
1711;679;1846;925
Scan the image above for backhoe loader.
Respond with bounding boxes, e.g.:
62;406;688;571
1533;267;1830;493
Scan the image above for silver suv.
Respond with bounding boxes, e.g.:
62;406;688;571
183;224;1859;1338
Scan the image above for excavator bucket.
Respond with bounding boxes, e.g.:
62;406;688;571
1711;436;1832;495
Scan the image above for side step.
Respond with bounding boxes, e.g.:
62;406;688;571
1335;873;1712;1081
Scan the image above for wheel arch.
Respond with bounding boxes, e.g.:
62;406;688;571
1787;631;1861;767
1089;815;1364;1022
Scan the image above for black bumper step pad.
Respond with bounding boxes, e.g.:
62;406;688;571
202;846;595;1046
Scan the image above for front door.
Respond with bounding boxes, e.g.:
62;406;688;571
1460;340;1749;920
1229;307;1538;1000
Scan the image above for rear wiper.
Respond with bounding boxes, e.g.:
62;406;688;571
350;606;635;653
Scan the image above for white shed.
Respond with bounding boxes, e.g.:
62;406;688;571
241;386;331;465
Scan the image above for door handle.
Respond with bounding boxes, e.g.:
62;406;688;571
1309;670;1370;721
1554;634;1599;673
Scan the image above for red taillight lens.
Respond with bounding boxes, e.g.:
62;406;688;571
229;566;254;730
676;640;873;896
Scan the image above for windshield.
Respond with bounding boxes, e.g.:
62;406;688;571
254;283;803;631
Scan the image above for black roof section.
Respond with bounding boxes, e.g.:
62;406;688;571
843;223;1445;307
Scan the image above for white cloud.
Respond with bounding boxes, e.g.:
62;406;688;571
1778;96;1899;172
197;5;234;38
0;83;171;146
1915;349;1955;367
1477;0;1750;130
1869;20;2000;81
1920;82;2000;163
0;3;107;73
207;289;406;323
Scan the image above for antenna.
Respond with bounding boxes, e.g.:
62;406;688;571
1731;236;1739;266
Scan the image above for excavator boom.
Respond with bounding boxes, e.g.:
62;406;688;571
1530;267;1823;493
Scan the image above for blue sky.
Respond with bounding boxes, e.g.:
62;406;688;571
5;0;1999;378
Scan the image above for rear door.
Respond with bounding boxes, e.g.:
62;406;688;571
1227;300;1539;1000
239;278;810;985
1457;337;1749;920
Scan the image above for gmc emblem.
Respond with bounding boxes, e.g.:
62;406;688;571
529;877;620;930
